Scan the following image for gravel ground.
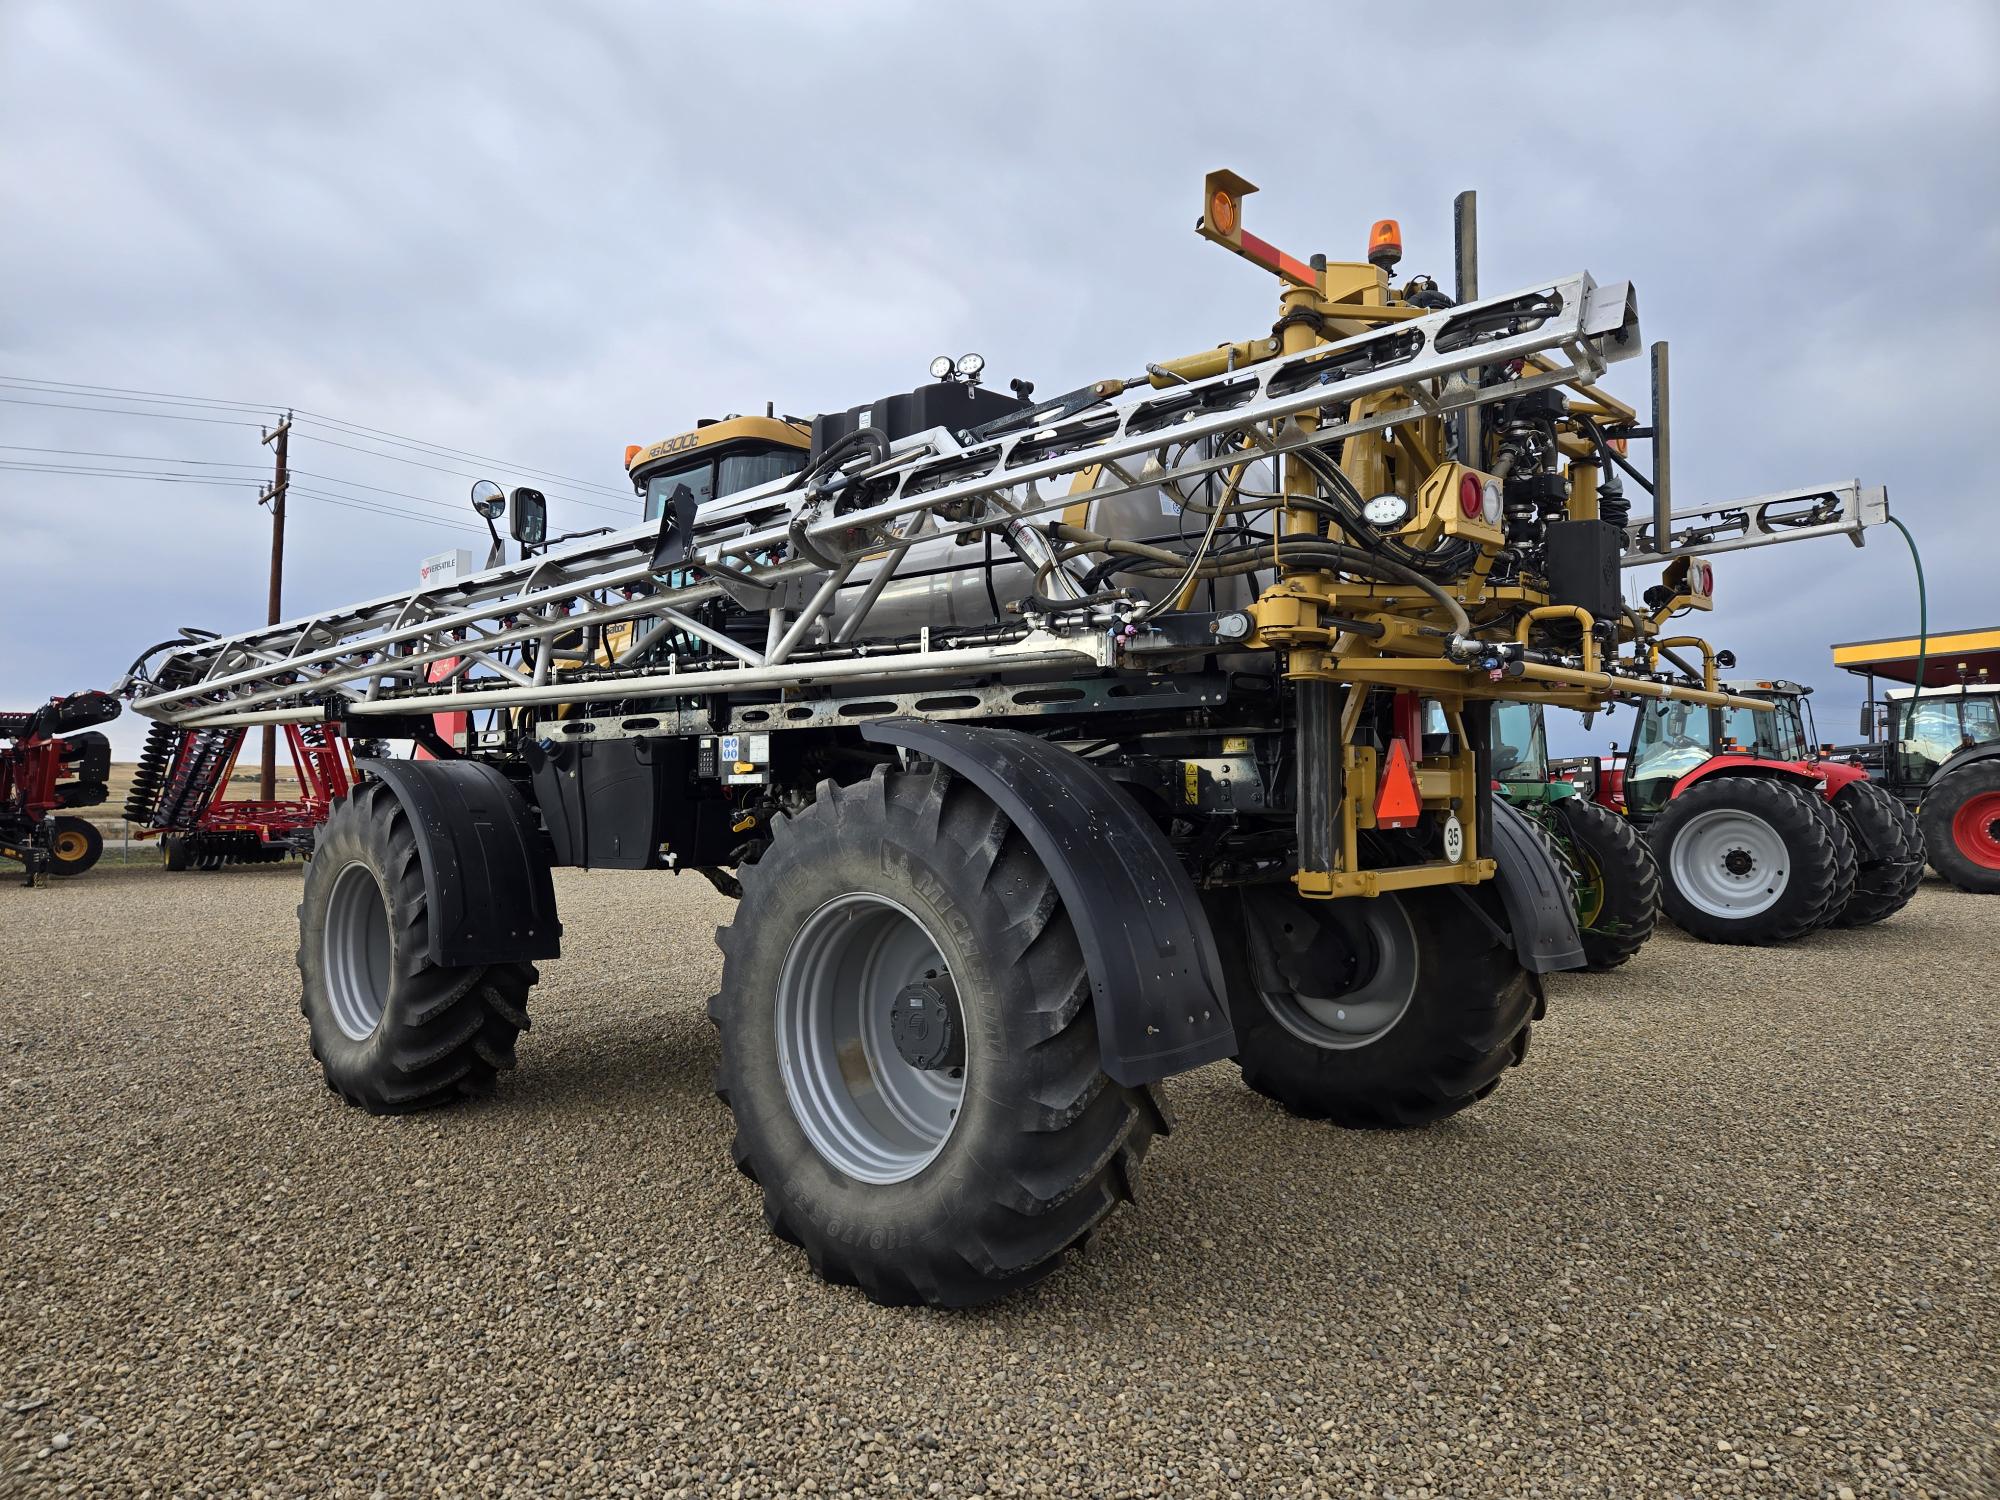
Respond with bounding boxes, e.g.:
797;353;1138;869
2;862;1994;1498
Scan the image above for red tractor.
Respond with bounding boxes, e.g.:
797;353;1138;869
1584;681;1922;944
1;690;120;882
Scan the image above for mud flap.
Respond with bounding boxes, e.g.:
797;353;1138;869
358;758;562;968
859;719;1235;1086
1488;799;1587;973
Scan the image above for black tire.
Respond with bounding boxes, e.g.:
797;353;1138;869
1920;760;2000;894
1807;792;1859;921
162;833;190;871
709;767;1165;1308
1210;881;1543;1129
1649;777;1839;945
296;781;538;1114
1549;796;1659;970
47;816;103;876
1830;779;1924;926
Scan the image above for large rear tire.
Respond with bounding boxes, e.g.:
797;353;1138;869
1920;760;2000;894
1650;777;1839;944
1830;779;1925;925
1548;797;1659;970
1211;882;1543;1128
47;816;104;876
709;767;1164;1307
296;781;538;1113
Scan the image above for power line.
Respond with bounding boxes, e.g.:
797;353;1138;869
0;444;269;469
290;430;633;514
288;486;487;537
291;471;475;516
1;373;639;500
0;395;264;426
0;461;264;486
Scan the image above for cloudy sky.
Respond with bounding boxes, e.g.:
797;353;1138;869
3;1;1995;757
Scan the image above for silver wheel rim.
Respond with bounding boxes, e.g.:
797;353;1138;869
1262;898;1419;1050
1669;806;1790;918
775;893;966;1185
324;861;392;1042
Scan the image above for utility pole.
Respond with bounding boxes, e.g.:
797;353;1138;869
257;411;292;802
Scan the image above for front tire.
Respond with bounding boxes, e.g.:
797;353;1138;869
296;781;538;1113
1920;760;2000;894
1650;777;1838;944
709;767;1164;1307
47;816;104;876
1548;797;1659;970
1211;883;1542;1128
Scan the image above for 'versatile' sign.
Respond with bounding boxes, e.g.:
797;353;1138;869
419;549;473;587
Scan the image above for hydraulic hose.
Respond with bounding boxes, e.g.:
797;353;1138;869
1889;515;1928;701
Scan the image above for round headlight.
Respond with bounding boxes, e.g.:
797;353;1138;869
956;352;985;378
1481;479;1503;526
1363;493;1410;526
929;355;955;381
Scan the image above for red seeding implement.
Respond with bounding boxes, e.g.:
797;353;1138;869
1;690;120;883
123;717;354;869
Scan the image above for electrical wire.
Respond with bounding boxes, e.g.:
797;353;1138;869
0;374;638;504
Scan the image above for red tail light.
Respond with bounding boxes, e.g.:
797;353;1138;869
1459;473;1483;518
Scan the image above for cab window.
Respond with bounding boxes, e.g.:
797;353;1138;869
1899;696;2000;781
1627;701;1713;815
643;462;714;522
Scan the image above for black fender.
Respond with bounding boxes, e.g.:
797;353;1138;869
1488;799;1587;974
859;718;1235;1086
357;758;562;968
1930;738;2000;793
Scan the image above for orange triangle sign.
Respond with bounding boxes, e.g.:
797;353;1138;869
1376;739;1422;829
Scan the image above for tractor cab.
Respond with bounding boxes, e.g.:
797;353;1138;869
1622;680;1819;819
1880;685;2000;788
625;414;811;521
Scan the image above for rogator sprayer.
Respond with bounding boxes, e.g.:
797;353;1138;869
120;176;1892;1306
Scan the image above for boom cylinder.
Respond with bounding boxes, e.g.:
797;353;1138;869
1296;680;1340;878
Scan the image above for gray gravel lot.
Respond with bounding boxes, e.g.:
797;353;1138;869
2;861;1994;1498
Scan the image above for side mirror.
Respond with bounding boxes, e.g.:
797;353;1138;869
469;479;506;520
1714;649;1736;671
510;487;547;549
1860;701;1874;736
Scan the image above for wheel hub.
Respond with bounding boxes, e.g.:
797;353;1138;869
323;861;392;1042
1950;789;2000;871
775;893;967;1185
888;974;964;1073
1667;805;1791;918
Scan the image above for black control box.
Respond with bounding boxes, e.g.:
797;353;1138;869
811;381;1027;458
1543;519;1623;622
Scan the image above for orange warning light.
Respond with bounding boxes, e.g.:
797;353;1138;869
624;445;643;468
1209;188;1238;237
1368;218;1403;270
1375;739;1423;828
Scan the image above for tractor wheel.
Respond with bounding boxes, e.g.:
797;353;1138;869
1210;882;1542;1128
47;817;104;876
1807;794;1860;921
162;833;190;871
1830;779;1925;925
709;767;1164;1307
1549;797;1659;970
296;781;538;1113
1920;760;2000;894
1649;777;1840;944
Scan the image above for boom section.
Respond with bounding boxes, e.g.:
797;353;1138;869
128;272;1639;729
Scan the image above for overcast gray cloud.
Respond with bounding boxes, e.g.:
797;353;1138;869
3;0;1995;757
